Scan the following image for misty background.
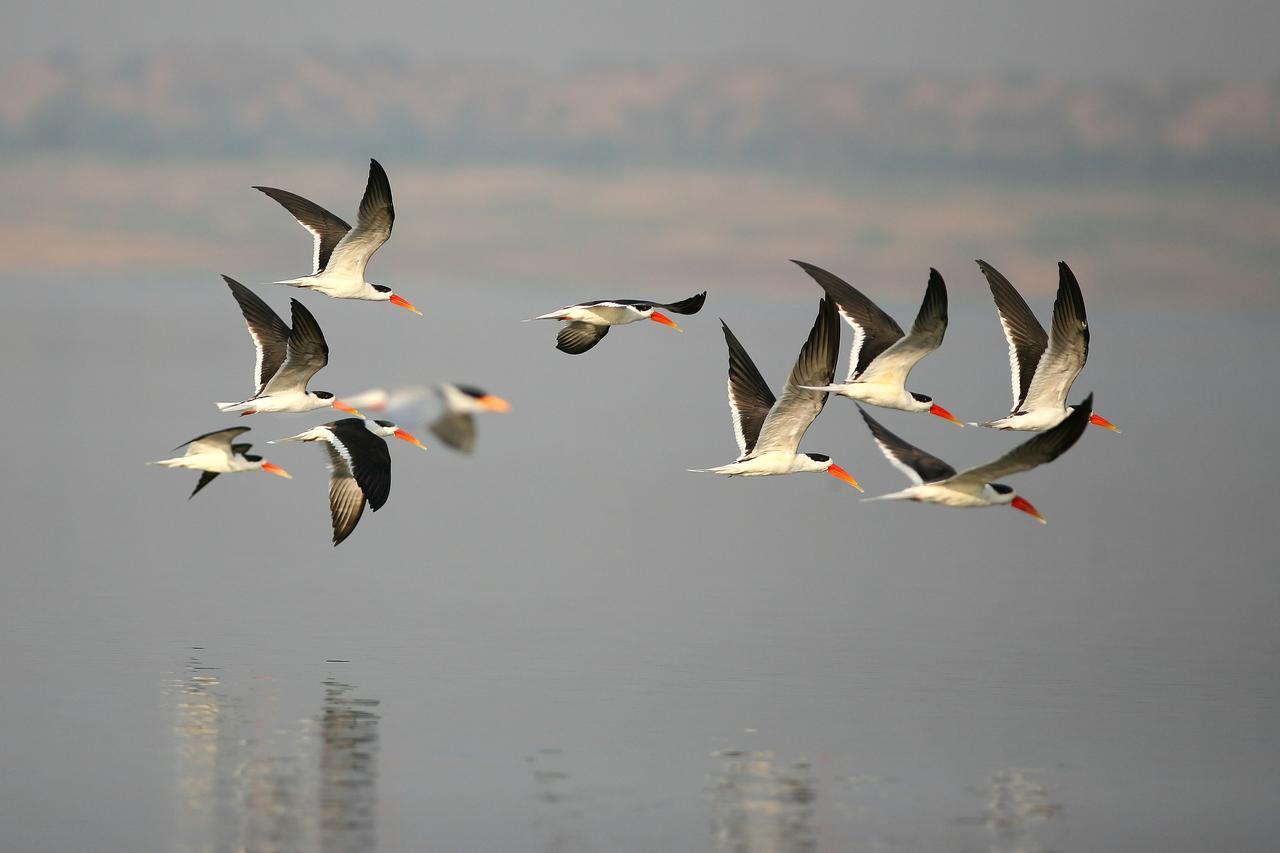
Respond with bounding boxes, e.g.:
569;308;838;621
1;2;1277;851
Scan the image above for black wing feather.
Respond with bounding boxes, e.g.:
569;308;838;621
721;321;776;457
358;159;395;234
224;276;289;394
660;291;707;315
1050;261;1090;363
327;420;392;512
189;471;220;499
253;185;352;274
791;260;904;379
977;260;1048;411
556;322;609;354
172;425;250;452
858;406;958;484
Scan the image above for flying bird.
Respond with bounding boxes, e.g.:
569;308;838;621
343;384;511;454
215;276;364;417
690;298;861;489
149;426;291;498
791;260;962;425
270;419;420;545
254;159;420;314
858;393;1095;523
974;260;1118;432
528;292;706;354
429;384;512;454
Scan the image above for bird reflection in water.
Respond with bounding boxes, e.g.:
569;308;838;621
711;750;817;853
170;654;381;853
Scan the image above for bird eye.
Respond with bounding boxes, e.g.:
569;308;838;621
635;304;652;312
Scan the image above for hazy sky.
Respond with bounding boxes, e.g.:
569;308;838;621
9;0;1280;80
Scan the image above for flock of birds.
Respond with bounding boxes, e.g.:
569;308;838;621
152;159;1119;545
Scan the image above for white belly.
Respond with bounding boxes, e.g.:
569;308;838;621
697;451;802;476
835;383;916;410
292;273;374;300
897;483;995;508
984;408;1069;431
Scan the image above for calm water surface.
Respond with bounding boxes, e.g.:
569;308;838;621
0;278;1276;851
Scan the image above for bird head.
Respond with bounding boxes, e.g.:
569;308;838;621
805;453;863;492
371;284;421;315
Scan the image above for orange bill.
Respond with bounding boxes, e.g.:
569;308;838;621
649;311;682;332
260;461;292;479
1089;412;1121;433
1011;495;1046;523
393;428;428;450
389;293;422;315
480;394;512;413
929;402;964;426
827;463;863;492
331;399;366;418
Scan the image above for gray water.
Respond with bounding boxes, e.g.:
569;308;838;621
0;276;1276;851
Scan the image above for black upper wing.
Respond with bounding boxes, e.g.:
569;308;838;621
659;291;707;315
977;260;1049;412
224;276;290;395
858;406;957;484
556;322;609;354
791;260;904;381
326;419;392;512
721;320;776;458
252;185;352;274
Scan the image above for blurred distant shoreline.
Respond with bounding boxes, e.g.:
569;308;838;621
3;50;1277;183
2;50;1276;305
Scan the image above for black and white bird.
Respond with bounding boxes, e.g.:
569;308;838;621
343;384;511;454
528;292;706;354
429;384;512;454
791;260;962;425
690;298;862;489
255;159;421;315
974;260;1118;432
270;419;420;545
150;426;291;498
215;276;364;417
858;393;1095;523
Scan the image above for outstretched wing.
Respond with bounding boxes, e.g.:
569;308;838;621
253;186;352;275
858;406;957;485
430;412;477;454
753;297;840;455
175;425;251;456
324;420;392;512
856;268;948;386
556;322;609;354
224;276;289;396
791;261;903;382
951;394;1093;487
261;299;329;394
978;260;1048;413
324;159;395;280
658;291;707;315
720;321;776;459
189;471;221;499
321;444;367;546
1021;262;1090;412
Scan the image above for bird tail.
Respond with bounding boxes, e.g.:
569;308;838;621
796;385;844;393
216;400;251;413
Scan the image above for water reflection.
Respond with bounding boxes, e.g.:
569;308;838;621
960;768;1064;853
711;750;817;853
170;654;381;853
